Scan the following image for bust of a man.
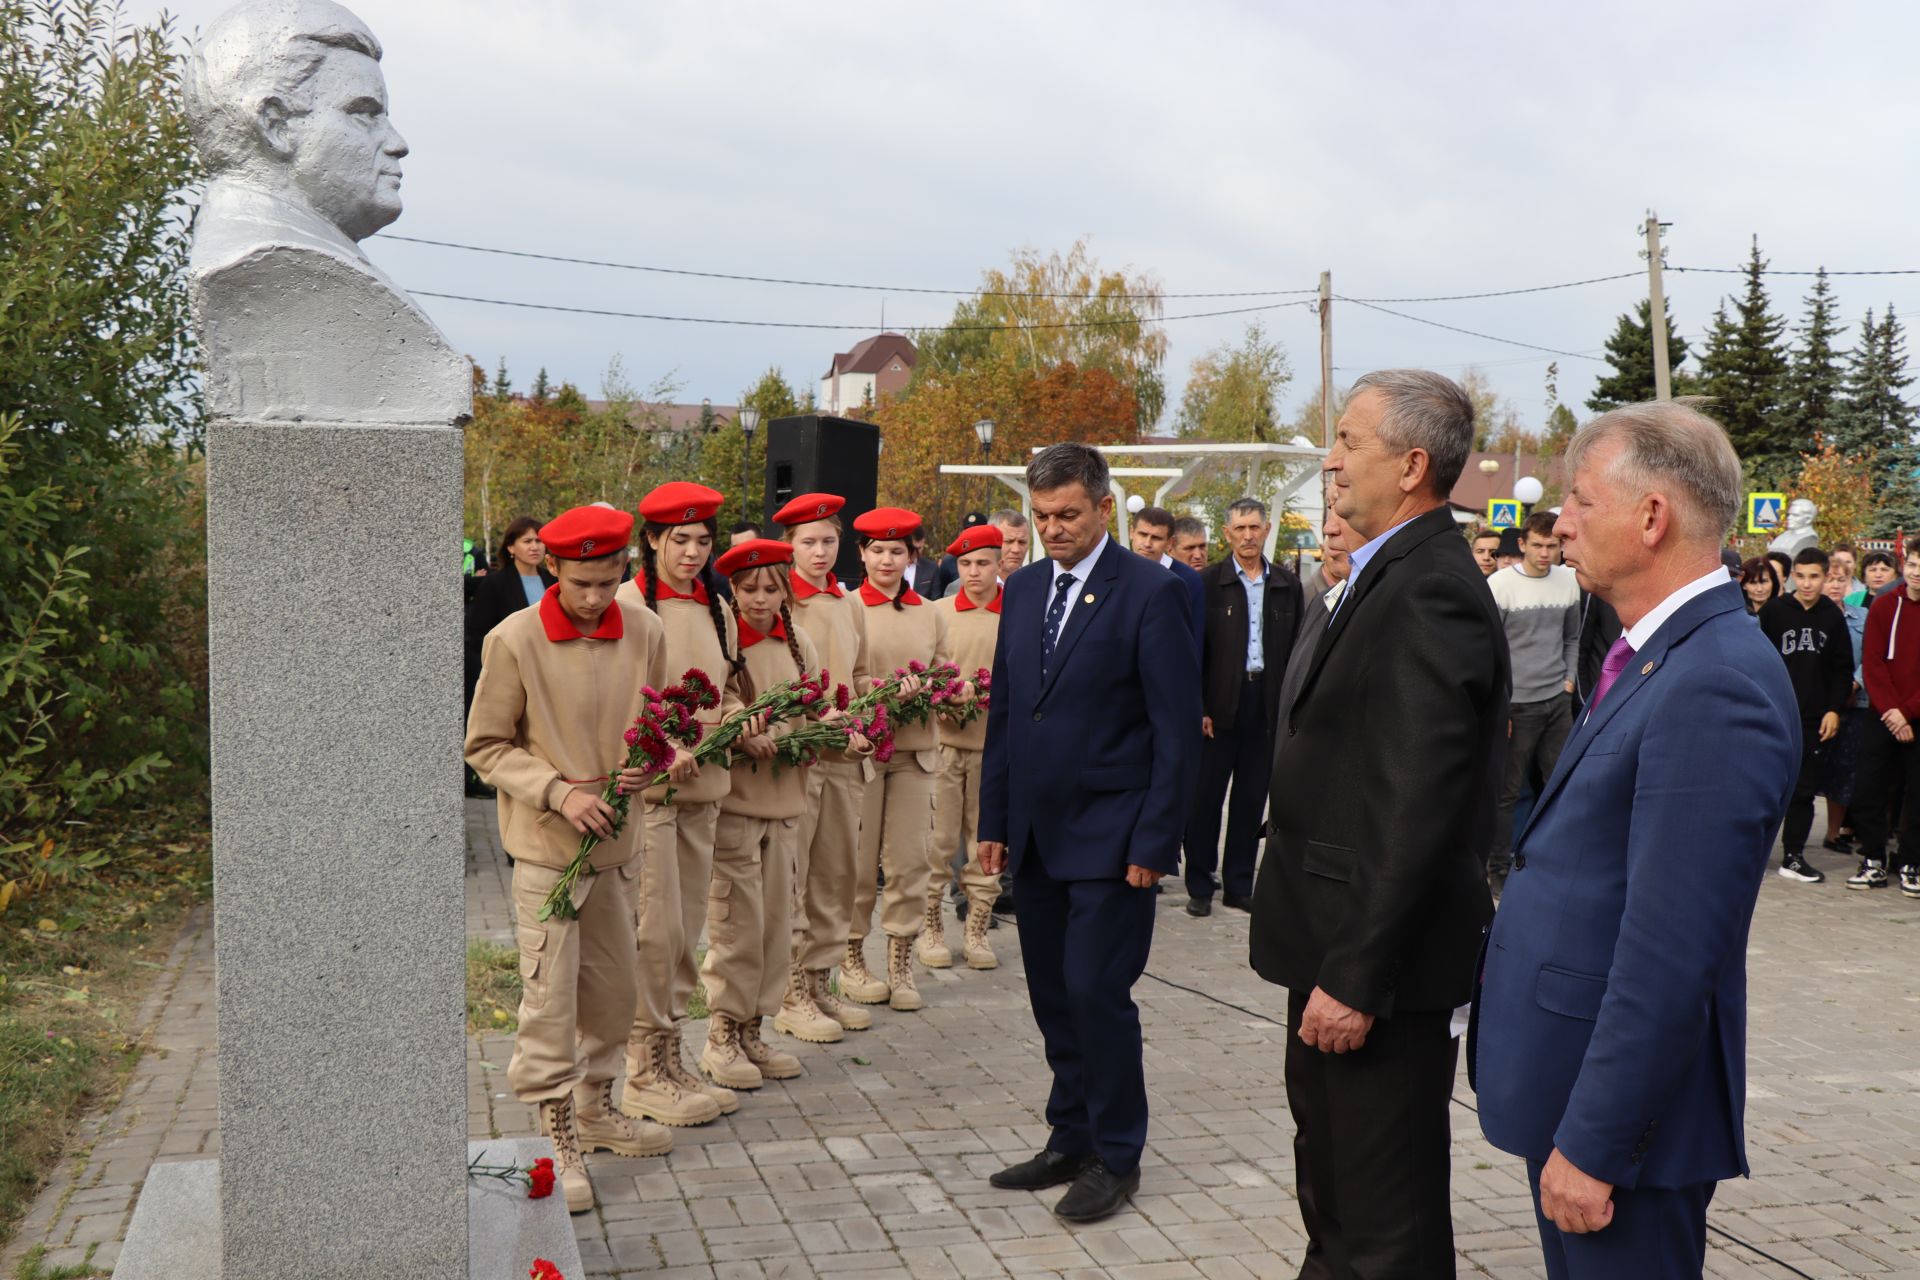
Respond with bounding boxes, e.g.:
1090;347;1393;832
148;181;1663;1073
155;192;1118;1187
184;0;467;424
1767;498;1819;557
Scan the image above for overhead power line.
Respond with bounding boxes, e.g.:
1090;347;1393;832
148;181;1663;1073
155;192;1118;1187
409;289;1306;331
1335;297;1605;362
1341;271;1641;303
381;233;1318;301
1669;265;1920;277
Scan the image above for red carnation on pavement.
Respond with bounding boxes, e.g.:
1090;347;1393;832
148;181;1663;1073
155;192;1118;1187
529;1260;565;1280
527;1157;555;1199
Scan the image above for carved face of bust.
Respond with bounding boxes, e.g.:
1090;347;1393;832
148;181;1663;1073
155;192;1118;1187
1785;498;1817;531
278;48;407;241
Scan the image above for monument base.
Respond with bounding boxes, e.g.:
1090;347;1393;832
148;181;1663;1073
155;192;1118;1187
114;1139;583;1279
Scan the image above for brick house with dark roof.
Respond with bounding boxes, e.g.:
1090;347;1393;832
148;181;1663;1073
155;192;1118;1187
819;333;916;415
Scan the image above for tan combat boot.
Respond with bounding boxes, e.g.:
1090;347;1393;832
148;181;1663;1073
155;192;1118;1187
917;897;953;968
535;1095;594;1213
575;1077;671;1157
809;968;872;1031
700;1013;763;1090
840;937;891;1005
962;900;999;970
667;1025;740;1115
740;1016;802;1080
887;934;924;1012
773;965;844;1043
621;1031;722;1127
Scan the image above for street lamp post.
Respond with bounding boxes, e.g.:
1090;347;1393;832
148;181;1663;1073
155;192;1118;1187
973;419;994;511
738;407;761;523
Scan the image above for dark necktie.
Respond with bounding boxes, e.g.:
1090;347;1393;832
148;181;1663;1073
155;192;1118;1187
1042;573;1076;679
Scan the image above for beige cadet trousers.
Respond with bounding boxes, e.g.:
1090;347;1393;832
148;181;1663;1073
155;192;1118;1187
930;745;1001;908
701;811;798;1022
508;855;642;1102
851;752;937;940
627;799;719;1053
791;761;862;971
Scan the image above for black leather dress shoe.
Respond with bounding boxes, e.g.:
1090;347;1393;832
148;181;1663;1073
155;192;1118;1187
1185;896;1212;917
989;1149;1094;1191
1221;892;1253;912
1053;1161;1140;1222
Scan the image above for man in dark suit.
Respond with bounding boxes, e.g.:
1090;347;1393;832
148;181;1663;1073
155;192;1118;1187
979;444;1201;1223
1129;504;1207;645
1473;402;1798;1279
1186;498;1300;915
1251;370;1508;1278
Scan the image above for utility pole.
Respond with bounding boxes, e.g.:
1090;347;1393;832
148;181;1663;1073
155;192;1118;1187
1644;213;1672;401
1318;271;1334;447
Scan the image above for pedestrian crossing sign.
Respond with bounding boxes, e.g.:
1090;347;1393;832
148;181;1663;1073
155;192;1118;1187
1487;499;1521;529
1748;492;1785;533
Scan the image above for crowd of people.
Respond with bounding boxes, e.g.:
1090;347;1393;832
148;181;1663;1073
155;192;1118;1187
458;380;1896;1275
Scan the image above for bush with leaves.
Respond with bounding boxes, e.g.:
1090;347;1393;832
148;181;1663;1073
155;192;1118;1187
0;2;208;908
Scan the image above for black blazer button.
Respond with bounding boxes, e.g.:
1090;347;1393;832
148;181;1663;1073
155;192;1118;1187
1513;853;1526;870
1032;712;1044;722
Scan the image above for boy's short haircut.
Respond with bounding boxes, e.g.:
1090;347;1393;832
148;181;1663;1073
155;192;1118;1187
1793;547;1830;572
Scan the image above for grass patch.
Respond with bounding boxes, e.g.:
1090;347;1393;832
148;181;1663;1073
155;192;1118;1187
0;799;210;1255
466;940;521;1033
12;1242;107;1278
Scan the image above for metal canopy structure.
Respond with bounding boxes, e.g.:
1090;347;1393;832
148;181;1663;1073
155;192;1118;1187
938;441;1328;561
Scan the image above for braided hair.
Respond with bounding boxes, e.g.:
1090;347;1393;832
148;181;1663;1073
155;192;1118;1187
643;518;745;684
858;535;909;611
725;565;806;701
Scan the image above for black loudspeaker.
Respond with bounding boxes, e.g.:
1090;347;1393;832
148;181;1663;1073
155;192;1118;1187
764;414;880;585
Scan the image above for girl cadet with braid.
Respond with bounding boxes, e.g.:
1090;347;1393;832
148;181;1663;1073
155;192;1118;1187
698;538;872;1087
614;482;750;1127
770;493;876;1043
845;507;950;1013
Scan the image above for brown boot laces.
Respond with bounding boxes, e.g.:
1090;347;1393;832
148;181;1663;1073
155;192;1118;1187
542;1096;583;1167
888;936;917;990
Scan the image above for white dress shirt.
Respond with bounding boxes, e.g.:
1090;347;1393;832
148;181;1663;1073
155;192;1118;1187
1048;533;1110;636
1622;567;1733;649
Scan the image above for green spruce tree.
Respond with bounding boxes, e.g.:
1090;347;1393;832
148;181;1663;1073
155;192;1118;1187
1841;306;1920;533
1586;298;1691;411
1696;238;1790;479
1781;268;1843;453
490;357;512;400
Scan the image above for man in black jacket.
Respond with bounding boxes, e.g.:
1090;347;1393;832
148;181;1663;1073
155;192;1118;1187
1759;546;1855;883
1251;369;1507;1278
1184;498;1299;915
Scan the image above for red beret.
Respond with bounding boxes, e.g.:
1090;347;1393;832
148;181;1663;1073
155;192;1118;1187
540;505;634;560
770;492;845;527
948;525;1004;558
715;538;794;578
851;506;921;541
638;481;724;526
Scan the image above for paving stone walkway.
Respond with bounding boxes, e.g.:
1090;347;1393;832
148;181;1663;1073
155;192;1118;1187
7;802;1919;1277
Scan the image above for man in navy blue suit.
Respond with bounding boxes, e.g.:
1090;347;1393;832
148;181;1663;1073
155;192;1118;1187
1473;401;1800;1279
1128;504;1207;646
978;443;1201;1223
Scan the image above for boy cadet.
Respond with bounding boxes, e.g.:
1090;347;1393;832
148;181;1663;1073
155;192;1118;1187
924;523;1005;970
465;505;674;1213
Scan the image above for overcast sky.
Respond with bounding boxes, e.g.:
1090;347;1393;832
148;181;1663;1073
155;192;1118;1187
162;0;1920;431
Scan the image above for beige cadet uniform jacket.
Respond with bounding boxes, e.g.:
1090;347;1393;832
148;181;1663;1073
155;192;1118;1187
465;590;668;871
615;576;745;805
935;586;1001;753
721;620;872;819
788;571;868;702
855;581;951;760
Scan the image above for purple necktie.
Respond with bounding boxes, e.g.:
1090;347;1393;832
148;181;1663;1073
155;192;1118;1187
1588;636;1637;714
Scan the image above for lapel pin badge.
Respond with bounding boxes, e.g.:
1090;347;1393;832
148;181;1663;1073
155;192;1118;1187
1641;662;1655;675
1084;593;1096;604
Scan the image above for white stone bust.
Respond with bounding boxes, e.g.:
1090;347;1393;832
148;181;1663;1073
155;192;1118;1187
1767;498;1818;557
184;0;467;424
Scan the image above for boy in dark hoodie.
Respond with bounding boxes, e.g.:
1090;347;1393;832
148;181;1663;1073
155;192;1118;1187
1759;547;1854;882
